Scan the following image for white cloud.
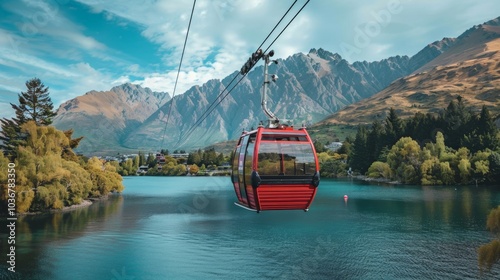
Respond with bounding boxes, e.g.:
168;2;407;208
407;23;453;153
318;0;500;61
1;48;78;77
62;32;106;50
0;81;21;94
112;75;131;85
127;64;140;72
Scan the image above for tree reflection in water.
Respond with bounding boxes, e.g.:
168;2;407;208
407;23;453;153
0;195;123;279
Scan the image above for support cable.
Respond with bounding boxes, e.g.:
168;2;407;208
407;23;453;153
158;0;197;152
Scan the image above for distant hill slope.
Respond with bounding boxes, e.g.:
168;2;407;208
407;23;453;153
53;83;169;154
320;17;500;125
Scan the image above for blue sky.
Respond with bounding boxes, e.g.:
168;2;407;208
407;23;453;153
0;0;498;118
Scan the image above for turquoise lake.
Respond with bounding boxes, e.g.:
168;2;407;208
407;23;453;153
2;176;500;279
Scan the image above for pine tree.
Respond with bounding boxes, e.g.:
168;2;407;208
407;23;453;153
440;95;471;149
488;152;500;183
475;106;499;152
404;112;438;145
138;151;146;166
0;118;24;158
383;108;403;148
1;78;57;157
349;126;369;174
12;78;56;126
367;120;384;164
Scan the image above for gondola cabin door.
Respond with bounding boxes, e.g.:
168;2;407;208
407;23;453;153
231;133;251;207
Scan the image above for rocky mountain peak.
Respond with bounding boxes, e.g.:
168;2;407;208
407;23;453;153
309;48;343;62
110;83;169;100
484;16;500;26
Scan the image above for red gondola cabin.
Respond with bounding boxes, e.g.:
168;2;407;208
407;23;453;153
232;49;320;212
231;125;320;212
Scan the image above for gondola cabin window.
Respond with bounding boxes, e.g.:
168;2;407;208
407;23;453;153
257;133;316;176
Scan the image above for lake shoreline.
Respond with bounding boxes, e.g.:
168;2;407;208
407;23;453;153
354;175;401;185
15;194;111;216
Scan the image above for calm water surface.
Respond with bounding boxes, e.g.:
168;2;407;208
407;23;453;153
2;177;500;279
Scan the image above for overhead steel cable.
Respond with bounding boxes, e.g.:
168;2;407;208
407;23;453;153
253;0;298;57
263;0;309;54
176;1;307;148
158;0;196;152
177;72;250;148
178;71;240;142
176;0;299;147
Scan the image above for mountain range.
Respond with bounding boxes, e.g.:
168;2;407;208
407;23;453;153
53;16;500;155
321;17;500;125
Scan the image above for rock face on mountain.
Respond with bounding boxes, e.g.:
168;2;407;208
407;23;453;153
53;83;169;154
408;37;456;72
322;17;500;125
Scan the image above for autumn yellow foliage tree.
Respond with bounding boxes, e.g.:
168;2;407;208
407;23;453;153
0;121;124;213
478;205;500;271
0;152;10;201
86;157;124;196
367;161;392;179
189;164;199;175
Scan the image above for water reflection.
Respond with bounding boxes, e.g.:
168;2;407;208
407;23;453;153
0;195;123;279
349;185;497;231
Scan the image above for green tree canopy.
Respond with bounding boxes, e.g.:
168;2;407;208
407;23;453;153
367;161;391;179
86;157;124;196
386;137;422;184
488;152;500;183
